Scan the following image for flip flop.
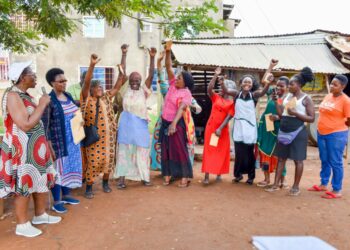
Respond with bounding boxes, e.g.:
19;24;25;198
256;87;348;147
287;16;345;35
288;188;301;196
280;183;290;190
307;185;327;192
265;186;280;192
257;181;269;187
202;179;210;186
321;191;342;199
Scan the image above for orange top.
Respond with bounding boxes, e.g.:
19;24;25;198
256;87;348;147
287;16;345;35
318;93;350;135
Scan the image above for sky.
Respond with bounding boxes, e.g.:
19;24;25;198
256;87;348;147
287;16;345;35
224;0;350;37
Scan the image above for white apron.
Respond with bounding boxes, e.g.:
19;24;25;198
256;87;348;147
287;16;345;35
233;92;257;144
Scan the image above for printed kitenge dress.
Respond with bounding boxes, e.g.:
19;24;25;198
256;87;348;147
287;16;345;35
0;87;56;198
80;91;117;183
54;99;82;188
115;86;151;181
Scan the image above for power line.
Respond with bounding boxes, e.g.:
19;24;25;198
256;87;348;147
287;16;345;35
234;2;256;35
253;0;278;34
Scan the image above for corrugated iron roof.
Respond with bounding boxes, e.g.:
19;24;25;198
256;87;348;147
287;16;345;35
174;30;350;44
175;32;328;45
172;43;350;74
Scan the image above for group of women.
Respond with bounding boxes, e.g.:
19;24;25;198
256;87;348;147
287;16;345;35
201;59;349;199
0;43;349;238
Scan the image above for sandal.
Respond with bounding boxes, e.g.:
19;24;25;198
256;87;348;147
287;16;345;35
203;179;210;186
216;176;222;183
178;180;191;188
257;181;269;187
84;191;94;199
280;183;290;190
307;185;327;192
163;176;173;186
265;185;280;192
117;183;127;189
288;188;301;196
321;191;342;199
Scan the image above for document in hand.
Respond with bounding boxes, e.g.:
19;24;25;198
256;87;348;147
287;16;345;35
285;97;297;110
209;133;219;147
70;109;85;145
265;113;274;132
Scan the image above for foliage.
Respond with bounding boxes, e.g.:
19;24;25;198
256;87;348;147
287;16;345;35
0;0;226;53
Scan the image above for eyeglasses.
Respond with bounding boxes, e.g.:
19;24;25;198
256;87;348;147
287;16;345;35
24;73;36;77
54;80;68;83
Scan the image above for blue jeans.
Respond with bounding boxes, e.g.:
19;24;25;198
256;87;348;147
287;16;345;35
317;130;348;192
51;184;71;202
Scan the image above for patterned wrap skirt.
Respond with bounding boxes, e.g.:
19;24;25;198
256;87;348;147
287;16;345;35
159;118;193;178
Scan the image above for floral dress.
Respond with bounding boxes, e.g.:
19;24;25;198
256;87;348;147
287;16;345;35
0;86;56;198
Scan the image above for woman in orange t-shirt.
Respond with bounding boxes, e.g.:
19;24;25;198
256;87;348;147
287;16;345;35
309;75;350;198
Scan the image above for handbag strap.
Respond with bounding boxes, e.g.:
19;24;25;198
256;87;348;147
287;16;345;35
94;98;100;126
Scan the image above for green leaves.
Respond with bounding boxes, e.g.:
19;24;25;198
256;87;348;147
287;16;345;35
0;0;226;53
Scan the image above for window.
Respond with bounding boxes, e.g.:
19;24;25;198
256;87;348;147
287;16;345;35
83;17;105;38
0;57;9;81
140;17;152;33
10;14;34;31
182;25;199;39
79;67;114;90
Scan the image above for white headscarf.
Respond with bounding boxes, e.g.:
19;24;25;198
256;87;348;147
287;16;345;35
8;61;32;83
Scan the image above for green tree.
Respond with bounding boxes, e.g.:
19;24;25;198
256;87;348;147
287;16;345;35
0;0;226;53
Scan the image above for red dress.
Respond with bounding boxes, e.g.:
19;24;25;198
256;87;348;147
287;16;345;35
202;94;235;175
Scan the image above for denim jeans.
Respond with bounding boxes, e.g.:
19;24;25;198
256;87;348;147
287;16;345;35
317;130;348;192
51;184;71;202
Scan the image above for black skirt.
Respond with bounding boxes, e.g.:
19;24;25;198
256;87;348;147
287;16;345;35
273;116;307;161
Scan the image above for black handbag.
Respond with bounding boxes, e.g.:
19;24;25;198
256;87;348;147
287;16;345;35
81;98;100;147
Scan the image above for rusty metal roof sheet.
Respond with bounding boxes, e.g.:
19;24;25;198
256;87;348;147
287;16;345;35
325;35;350;54
172;43;350;74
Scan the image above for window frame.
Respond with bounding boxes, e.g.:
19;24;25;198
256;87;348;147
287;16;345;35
140;17;153;33
82;16;105;38
79;66;115;90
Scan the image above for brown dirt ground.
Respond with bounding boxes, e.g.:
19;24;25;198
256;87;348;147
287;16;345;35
1;146;350;250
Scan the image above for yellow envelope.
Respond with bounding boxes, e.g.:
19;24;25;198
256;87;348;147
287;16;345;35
265;113;274;132
70;110;85;145
210;133;219;147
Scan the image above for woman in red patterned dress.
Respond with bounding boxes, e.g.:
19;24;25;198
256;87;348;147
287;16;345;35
0;62;61;237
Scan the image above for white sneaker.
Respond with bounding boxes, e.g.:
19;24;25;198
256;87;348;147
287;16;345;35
32;212;62;225
15;221;42;238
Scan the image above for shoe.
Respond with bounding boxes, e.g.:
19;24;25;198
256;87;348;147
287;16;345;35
142;181;153;187
246;179;254;185
103;180;112;193
52;202;68;214
16;222;42;238
85;184;94;199
232;176;243;183
62;196;80;205
32;212;61;225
